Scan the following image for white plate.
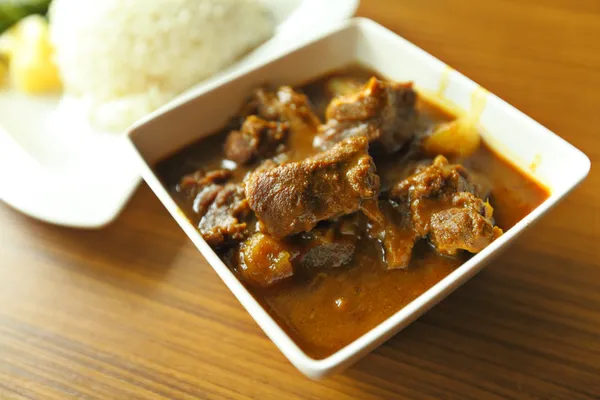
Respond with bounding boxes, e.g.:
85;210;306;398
0;0;359;228
127;18;590;378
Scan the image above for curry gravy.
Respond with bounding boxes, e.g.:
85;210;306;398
157;68;549;359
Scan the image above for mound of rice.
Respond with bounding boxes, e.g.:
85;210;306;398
49;0;274;132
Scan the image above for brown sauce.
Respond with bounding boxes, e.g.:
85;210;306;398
156;67;549;359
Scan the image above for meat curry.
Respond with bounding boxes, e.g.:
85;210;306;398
157;67;549;359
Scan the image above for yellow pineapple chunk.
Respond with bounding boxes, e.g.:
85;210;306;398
10;15;62;93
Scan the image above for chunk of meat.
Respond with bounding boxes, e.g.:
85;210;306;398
245;136;380;238
391;155;477;236
390;155;502;255
177;169;253;247
224;115;288;165
251;86;320;136
198;183;252;247
238;233;294;288
429;206;503;256
314;77;418;154
297;222;358;269
242;86;321;160
299;239;354;269
177;169;232;198
368;201;418;270
391;156;475;200
193;184;223;215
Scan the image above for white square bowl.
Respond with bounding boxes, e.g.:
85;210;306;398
126;18;590;379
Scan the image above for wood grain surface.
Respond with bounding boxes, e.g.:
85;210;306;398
1;0;599;398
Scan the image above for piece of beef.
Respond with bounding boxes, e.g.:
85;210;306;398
245;136;380;238
368;201;418;270
224;115;288;165
429;204;503;256
297;221;359;269
177;169;252;247
177;169;232;198
393;156;475;194
238;233;294;288
193;184;224;215
250;86;321;135
390;155;502;256
391;155;477;235
198;183;252;247
241;86;321;159
314;77;418;154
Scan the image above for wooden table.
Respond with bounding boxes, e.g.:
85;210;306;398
2;1;599;398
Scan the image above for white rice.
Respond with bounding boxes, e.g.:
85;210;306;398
49;0;274;132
